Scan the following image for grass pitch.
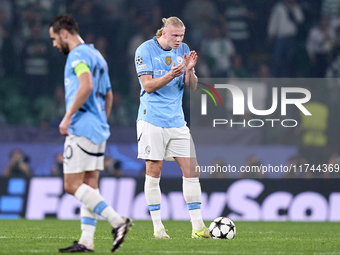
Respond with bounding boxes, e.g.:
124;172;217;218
0;219;339;254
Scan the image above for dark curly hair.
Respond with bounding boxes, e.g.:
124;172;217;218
49;14;79;35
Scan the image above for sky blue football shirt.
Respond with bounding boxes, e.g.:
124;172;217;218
135;37;191;128
64;43;111;144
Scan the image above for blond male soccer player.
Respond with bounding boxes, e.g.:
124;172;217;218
135;17;210;239
49;14;131;252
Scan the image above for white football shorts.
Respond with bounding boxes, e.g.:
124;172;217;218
63;134;106;174
137;120;197;161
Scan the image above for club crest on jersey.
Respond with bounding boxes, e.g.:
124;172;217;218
165;56;172;66
136;56;143;65
145;145;151;154
177;56;183;64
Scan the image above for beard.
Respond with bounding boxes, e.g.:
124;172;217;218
59;42;70;55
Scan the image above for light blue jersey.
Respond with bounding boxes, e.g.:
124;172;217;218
65;44;111;144
135;37;190;128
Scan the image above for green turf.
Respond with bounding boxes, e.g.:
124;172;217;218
0;219;339;254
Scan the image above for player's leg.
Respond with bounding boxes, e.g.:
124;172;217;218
60;135;131;252
77;171;100;250
165;126;210;238
175;157;210;238
62;172;130;250
144;160;169;238
137;120;168;238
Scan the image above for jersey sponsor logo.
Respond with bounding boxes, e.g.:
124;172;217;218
165;56;172;66
177;56;183;64
74;52;81;56
136;64;147;71
154;57;161;63
154;69;180;80
136;56;143;65
154;69;168;76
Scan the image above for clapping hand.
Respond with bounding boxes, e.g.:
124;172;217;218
183;51;198;70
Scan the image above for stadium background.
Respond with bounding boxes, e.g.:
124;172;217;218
0;0;339;221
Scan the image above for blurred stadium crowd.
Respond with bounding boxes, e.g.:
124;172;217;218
0;0;333;125
2;0;340;174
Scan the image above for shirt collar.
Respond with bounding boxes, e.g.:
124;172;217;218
153;36;172;51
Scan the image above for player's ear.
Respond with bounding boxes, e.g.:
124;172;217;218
60;28;68;39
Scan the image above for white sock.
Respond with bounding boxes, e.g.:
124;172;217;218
145;175;164;232
183;177;205;231
75;184;124;228
78;189;99;249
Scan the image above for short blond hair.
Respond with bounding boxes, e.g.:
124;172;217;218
156;17;185;38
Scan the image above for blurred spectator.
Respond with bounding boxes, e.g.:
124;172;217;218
128;0;161;30
127;24;154;101
206;158;228;178
326;152;340;178
257;64;271;79
20;22;52;99
50;152;63;176
95;36;108;59
298;90;331;167
183;0;219;49
322;0;340;22
221;0;255;62
284;155;312;178
194;56;211;78
13;2;43;52
68;0;102;36
228;54;249;78
0;9;15;78
3;149;31;177
83;31;95;44
108;91;136;127
0;0;12;25
306;17;336;77
98;0;126;23
330;6;340;55
330;5;340;29
326;53;340;77
268;0;304;77
200;23;236;77
238;155;263;178
34;86;65;128
101;156;123;177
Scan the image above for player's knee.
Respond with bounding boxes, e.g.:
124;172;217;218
146;161;162;177
64;182;80;195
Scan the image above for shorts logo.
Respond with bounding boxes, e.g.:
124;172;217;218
136;56;143;65
65;145;73;159
145;145;151;154
177;56;183;64
165;56;172;66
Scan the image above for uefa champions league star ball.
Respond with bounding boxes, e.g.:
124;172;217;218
208;217;236;239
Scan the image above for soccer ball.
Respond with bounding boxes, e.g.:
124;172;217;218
209;217;236;239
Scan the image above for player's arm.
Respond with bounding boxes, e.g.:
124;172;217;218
184;68;197;92
105;90;113;120
59;62;92;136
184;51;198;92
140;62;186;93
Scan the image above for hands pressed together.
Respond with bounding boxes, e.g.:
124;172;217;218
169;51;198;78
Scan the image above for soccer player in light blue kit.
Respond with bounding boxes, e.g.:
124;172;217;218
135;17;210;239
49;14;131;253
